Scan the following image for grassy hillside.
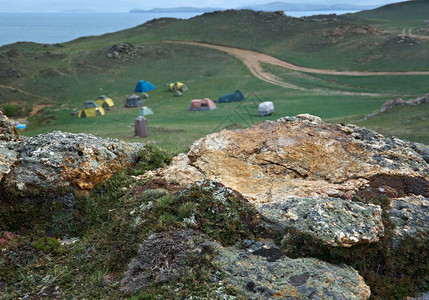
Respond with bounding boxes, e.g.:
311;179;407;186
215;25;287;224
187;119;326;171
355;0;429;27
1;0;429;152
356;102;429;144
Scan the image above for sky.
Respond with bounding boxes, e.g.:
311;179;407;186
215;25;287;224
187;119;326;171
0;0;407;12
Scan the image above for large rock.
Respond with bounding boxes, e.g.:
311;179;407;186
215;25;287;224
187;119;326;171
187;114;428;201
157;114;429;247
259;196;384;247
216;243;371;299
1;130;144;191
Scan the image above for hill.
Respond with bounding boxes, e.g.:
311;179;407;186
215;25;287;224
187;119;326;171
0;1;428;152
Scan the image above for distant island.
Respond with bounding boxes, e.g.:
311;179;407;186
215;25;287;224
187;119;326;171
130;7;219;13
130;2;378;13
60;9;96;13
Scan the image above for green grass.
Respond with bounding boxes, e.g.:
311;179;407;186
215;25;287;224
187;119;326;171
2;2;429;151
354;0;429;28
353;103;429;144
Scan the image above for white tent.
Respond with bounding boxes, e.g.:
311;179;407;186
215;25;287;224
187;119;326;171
258;101;274;116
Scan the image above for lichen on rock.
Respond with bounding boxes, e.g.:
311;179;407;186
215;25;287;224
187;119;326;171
216;244;371;299
1;130;145;191
259;196;384;247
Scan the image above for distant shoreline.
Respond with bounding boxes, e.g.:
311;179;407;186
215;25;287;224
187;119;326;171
130;8;216;13
129;3;376;14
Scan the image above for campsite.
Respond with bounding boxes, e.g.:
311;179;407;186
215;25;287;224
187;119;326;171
2;4;429;153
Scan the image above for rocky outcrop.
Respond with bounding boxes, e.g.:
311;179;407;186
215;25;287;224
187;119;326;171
217;242;371;299
366;93;429;119
0;118;145;191
121;230;371;299
157;114;429;247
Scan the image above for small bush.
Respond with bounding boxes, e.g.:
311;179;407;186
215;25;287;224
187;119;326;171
2;103;19;117
32;236;63;254
132;145;173;176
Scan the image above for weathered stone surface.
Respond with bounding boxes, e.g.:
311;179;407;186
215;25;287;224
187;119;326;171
159;153;204;186
0;111;20;142
2;130;144;191
0;143;17;182
187;114;428;202
157;114;428;247
389;196;429;244
216;243;371;299
259;196;384;247
411;142;429;164
0;112;20;181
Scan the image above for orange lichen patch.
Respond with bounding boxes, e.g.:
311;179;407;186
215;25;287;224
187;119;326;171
62;156;133;190
273;286;297;298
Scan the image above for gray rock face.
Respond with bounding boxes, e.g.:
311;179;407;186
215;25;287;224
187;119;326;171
0;111;20;142
0;143;17;182
0;112;20;181
1;130;144;191
412;142;429;164
259;196;384;247
216;245;371;299
389;196;429;245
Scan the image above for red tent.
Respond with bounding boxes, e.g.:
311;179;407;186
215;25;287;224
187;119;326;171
188;98;216;111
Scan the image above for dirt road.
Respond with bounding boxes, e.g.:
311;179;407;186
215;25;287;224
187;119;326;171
167;41;429;93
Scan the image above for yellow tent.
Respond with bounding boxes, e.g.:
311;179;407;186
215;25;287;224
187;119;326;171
78;101;105;118
95;95;115;110
168;81;188;92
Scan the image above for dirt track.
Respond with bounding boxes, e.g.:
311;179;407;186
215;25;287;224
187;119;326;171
167;41;429;93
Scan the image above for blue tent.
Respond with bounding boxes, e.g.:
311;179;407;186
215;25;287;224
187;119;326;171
134;80;156;93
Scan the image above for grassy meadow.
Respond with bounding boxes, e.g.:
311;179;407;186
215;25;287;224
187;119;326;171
1;3;429;153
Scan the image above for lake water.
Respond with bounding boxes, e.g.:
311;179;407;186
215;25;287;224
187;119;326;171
0;10;358;47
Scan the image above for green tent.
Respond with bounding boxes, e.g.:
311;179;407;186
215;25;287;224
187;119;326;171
217;90;245;103
139;106;154;116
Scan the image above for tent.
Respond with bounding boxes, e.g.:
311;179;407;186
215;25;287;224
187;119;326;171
125;94;143;108
188;98;216;111
78;100;105;118
139;106;154;116
216;90;245;103
168;81;188;92
95;95;115;110
258;101;274;116
135;80;156;93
